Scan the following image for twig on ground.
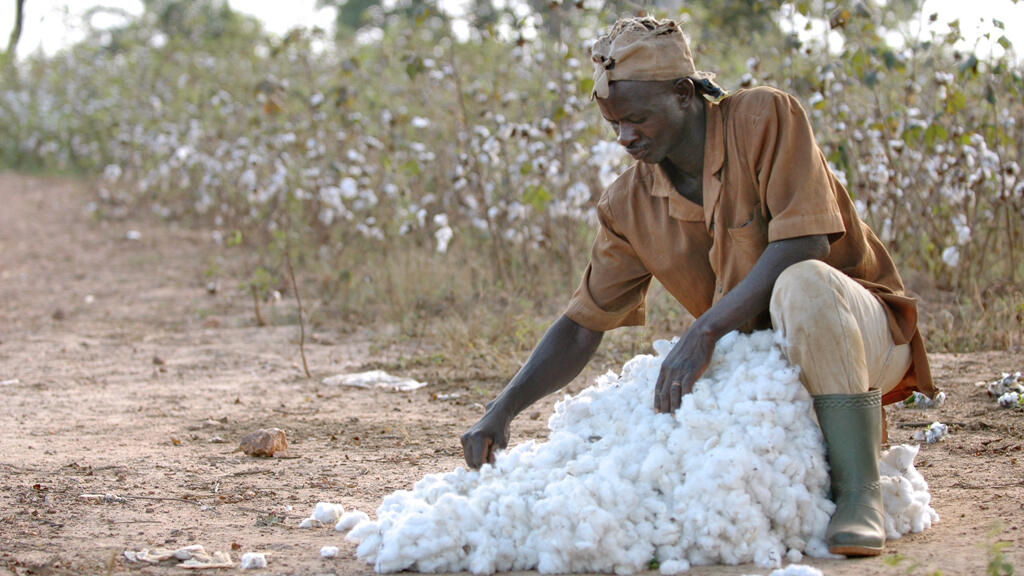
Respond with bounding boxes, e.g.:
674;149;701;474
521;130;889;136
271;407;318;415
80;493;201;505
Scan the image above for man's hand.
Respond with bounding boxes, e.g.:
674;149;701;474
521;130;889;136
654;322;716;413
461;403;512;468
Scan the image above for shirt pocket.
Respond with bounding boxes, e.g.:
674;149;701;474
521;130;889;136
726;203;769;251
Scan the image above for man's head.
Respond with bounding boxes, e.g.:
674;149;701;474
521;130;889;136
589;17;724;166
589;17;721;101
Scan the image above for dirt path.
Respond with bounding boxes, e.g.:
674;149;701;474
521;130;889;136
0;172;1021;576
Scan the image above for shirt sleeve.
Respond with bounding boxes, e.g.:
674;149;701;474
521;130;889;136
746;91;846;243
564;192;652;331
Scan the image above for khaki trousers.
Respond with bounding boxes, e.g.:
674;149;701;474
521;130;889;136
769;260;911;397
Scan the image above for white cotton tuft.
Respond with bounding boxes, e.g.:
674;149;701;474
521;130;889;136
240;552;267;569
344;331;936;574
336;510;370;532
898;390;945;409
997;391;1020;408
299;502;346;528
312;502;346;524
913;422;948;444
658;559;690;574
768;565;824;576
321;546;340;558
879;444;940;538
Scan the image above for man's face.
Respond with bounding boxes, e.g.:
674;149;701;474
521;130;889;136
596;80;693;165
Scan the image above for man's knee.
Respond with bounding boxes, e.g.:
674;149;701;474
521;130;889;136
770;260;836;326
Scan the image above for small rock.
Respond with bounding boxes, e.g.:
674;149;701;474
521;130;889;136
206;281;219;295
239;428;288;457
153;356;166;366
52;309;66;321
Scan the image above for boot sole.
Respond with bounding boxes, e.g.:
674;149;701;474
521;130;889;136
829;544;884;557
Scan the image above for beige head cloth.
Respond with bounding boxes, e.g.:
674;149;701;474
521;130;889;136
590;17;715;100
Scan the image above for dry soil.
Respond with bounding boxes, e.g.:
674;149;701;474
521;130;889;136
0;173;1021;576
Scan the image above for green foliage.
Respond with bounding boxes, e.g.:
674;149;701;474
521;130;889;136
882;552;943;575
986;525;1016;576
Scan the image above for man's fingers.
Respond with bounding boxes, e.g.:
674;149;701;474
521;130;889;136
670;381;682;413
482;436;495;465
653;374;665;412
656;380;669;413
462;434;485;469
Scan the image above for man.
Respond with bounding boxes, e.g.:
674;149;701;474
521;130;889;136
461;17;936;557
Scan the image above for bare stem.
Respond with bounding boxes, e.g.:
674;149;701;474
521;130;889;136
284;250;312;378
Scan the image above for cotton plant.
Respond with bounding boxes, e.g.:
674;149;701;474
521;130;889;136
334;332;937;575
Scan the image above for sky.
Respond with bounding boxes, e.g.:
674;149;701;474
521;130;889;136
1;0;1022;60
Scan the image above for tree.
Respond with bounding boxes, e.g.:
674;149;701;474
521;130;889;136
2;0;26;68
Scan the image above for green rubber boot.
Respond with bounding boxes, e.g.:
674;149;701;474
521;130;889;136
813;389;886;556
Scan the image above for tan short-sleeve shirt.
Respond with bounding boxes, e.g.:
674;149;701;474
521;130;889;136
565;86;934;403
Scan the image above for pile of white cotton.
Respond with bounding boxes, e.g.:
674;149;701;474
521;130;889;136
344;331;937;574
879;444;939;538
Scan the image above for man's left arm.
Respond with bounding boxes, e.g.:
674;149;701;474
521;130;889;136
654;234;829;413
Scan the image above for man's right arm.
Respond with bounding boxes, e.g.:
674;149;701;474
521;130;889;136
460;314;604;468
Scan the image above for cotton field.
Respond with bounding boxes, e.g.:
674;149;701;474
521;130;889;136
1;4;1020;344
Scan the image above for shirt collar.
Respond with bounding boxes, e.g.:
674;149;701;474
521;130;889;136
650;164;704;221
648;99;725;225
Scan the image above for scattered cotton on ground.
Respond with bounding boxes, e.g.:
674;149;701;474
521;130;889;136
336;510;369;532
341;331;937;574
997;391;1021;408
321;546;340;558
741;565;824;576
299;502;346;528
879;444;940;538
240;552;267;569
898;390;945;409
322;370;427;391
988;372;1022;397
914;421;948;444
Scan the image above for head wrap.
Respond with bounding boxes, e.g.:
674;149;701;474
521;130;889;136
589;17;720;101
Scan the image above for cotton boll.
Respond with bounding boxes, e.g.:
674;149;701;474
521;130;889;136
298;518;322;529
240;552;267;569
997;391;1020;408
900;391;946;409
913;422;948;443
336;510;370;532
320;546;340;558
314;502;345;523
879;446;939;540
344;331;935;574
